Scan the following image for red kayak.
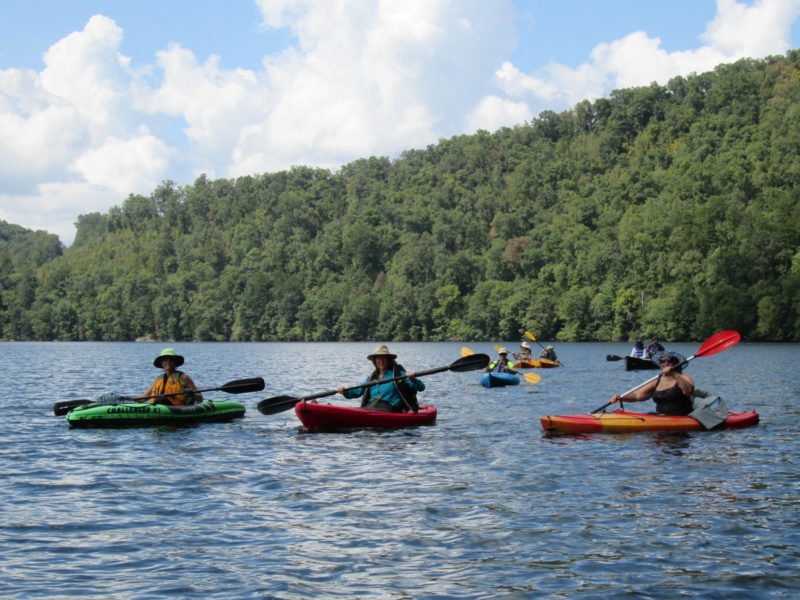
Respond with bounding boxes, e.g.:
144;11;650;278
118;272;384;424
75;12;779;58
540;409;759;434
294;402;437;431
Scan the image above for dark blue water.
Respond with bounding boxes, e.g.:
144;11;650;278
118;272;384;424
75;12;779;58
1;341;798;598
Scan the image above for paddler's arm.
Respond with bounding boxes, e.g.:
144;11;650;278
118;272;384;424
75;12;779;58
180;373;203;400
402;371;425;392
338;379;367;399
610;380;657;405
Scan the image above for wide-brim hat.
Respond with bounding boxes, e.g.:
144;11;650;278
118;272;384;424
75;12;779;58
653;351;686;366
520;342;530;349
154;347;185;368
498;347;509;355
367;344;397;361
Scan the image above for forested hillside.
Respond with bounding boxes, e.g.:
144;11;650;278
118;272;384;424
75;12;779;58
2;52;799;342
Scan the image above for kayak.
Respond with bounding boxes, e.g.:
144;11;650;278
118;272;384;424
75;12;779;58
538;358;561;368
540;409;759;434
624;356;658;371
294;402;437;431
480;372;520;387
514;359;540;368
66;399;246;428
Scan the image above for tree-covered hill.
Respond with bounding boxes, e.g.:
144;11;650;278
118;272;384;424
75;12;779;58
2;51;799;342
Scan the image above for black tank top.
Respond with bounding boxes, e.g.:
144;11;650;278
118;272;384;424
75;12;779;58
652;381;693;416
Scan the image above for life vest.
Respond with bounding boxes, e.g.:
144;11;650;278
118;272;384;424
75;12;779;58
652;378;694;416
361;364;419;413
149;371;194;406
489;359;515;373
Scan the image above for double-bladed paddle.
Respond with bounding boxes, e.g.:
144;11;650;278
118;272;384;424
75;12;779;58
461;347;541;383
256;354;490;416
52;377;265;416
591;330;741;414
523;330;565;366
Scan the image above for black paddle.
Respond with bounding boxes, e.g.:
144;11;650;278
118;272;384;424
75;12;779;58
53;377;265;416
606;354;623;361
591;330;741;414
257;354;490;416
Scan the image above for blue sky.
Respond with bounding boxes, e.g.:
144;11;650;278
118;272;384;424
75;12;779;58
1;0;799;244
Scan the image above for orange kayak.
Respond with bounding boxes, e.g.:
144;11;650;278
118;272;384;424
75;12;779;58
515;358;560;368
538;358;561;368
540;409;759;434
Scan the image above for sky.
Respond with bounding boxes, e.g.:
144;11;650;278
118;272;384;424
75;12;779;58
1;0;799;245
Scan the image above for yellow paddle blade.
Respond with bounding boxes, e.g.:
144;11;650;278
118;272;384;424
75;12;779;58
461;346;475;357
495;344;502;351
524;330;537;342
524;372;541;383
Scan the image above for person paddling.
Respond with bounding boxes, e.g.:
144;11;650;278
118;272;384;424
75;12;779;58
514;341;533;361
337;345;424;412
539;345;558;361
141;348;203;406
486;348;518;374
609;351;695;415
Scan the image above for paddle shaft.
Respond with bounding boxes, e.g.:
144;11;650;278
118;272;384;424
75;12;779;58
53;377;264;416
257;354;490;415
591;330;741;413
591;356;696;414
300;365;449;402
137;377;264;401
526;330;564;366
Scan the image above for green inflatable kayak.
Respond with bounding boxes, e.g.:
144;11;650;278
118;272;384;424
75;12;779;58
66;399;246;428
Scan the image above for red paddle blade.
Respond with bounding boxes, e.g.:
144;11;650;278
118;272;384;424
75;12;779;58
696;330;741;358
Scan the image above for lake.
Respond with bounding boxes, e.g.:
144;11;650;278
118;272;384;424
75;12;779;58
0;340;798;598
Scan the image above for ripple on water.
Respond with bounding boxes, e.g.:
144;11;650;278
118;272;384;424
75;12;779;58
0;341;798;598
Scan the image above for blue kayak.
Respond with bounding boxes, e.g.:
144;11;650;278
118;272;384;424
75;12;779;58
480;372;520;388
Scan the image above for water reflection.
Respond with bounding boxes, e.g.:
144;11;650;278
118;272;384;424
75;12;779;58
0;341;797;598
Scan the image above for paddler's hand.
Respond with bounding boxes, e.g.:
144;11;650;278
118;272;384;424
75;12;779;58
407;371;415;379
337;385;345;395
610;395;621;404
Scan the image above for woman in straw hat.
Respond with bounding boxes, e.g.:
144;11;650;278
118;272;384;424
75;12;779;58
514;341;532;361
140;347;203;406
337;345;425;412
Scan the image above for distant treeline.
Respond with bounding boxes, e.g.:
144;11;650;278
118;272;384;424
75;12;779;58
2;52;799;342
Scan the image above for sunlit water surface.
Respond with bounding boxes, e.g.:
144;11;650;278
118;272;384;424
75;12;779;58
0;341;798;598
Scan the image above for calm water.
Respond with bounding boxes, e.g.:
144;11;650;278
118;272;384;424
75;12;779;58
0;341;798;599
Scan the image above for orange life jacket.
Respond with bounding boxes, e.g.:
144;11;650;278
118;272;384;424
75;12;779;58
148;371;194;406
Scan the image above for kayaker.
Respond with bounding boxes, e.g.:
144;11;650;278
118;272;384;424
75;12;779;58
513;341;533;361
141;348;203;406
646;338;665;359
337;345;425;412
486;348;518;374
630;340;645;358
609;351;696;415
539;345;558;361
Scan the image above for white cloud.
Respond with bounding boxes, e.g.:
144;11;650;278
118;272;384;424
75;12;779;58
72;127;174;195
493;0;800;115
0;181;125;244
0;14;154;244
465;95;533;132
703;0;800;56
230;0;517;174
1;0;799;245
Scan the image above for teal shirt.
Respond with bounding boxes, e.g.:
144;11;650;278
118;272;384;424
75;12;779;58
343;369;425;409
